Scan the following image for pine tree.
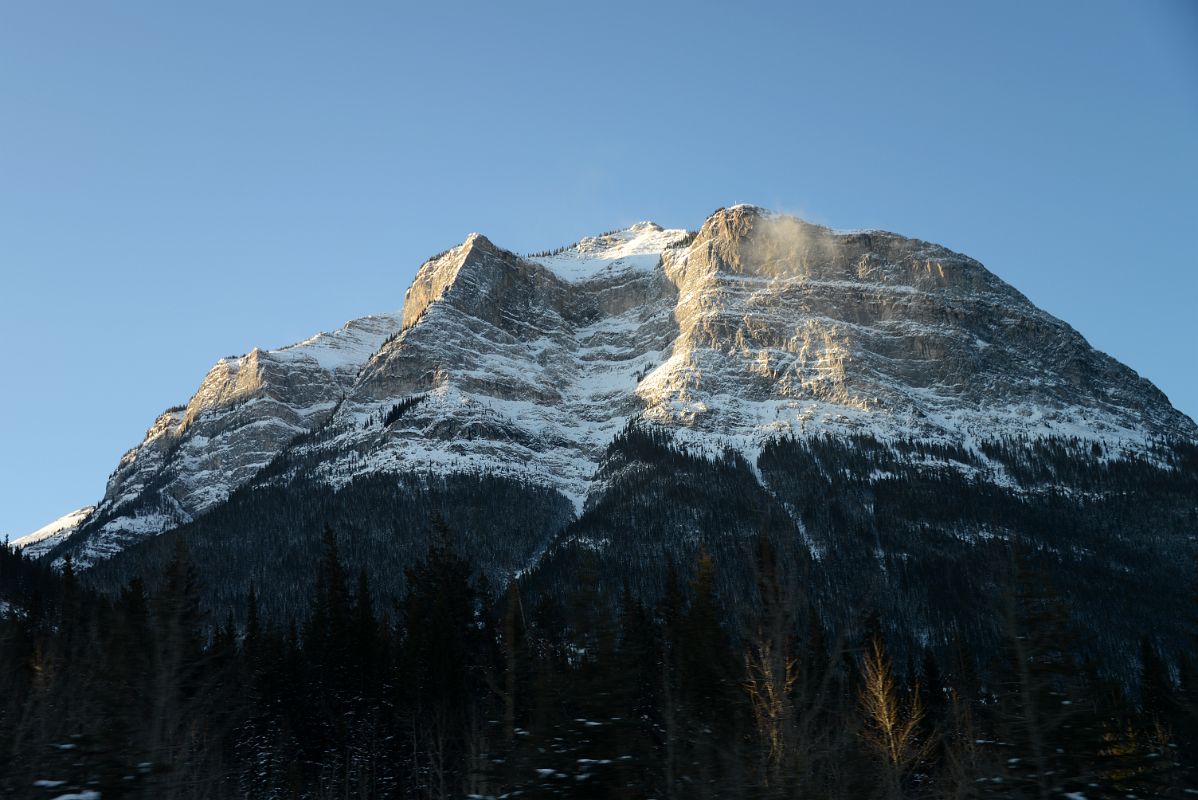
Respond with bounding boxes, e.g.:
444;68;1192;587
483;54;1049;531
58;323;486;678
304;525;351;685
399;516;483;798
349;569;380;688
980;545;1111;798
675;547;742;796
142;540;218;795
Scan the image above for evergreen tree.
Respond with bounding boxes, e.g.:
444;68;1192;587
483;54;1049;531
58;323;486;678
304;525;351;682
981;546;1112;798
399;516;484;798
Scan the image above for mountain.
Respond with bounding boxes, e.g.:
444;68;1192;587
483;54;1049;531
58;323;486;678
10;506;95;558
20;205;1197;676
24;313;403;563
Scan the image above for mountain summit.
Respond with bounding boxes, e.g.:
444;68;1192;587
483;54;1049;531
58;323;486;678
14;206;1196;675
22;205;1190;562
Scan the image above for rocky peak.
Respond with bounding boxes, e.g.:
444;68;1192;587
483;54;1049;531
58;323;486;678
400;233;513;330
22;207;1196;568
182;349;269;428
45;311;403;566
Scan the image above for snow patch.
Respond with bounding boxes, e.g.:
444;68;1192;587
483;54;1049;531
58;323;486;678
268;312;403;372
11;506;95;555
529;222;690;282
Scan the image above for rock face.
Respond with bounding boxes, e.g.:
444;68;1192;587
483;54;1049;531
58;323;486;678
28;206;1196;568
43;313;402;564
238;205;1194;511
639;207;1187;445
290;223;691;506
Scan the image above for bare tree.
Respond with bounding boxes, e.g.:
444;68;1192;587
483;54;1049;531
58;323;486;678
742;535;847;797
858;635;934;799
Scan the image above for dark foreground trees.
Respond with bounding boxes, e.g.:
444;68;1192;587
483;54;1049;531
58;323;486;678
0;529;1194;799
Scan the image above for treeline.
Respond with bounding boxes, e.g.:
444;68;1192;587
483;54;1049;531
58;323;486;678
371;395;426;430
2;524;1196;799
82;473;575;624
533;429;1198;682
525;229;628;259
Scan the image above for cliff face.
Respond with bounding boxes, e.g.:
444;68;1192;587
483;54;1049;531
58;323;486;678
249;205;1193;519
286;222;690;507
640;206;1185;443
30;313;402;564
24;206;1195;569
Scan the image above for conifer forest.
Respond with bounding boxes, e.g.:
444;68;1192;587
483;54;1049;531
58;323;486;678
1;515;1196;799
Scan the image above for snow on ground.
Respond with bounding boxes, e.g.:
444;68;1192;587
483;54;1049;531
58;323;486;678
43;211;1194;570
529;222;690;281
11;506;95;552
267;312;404;371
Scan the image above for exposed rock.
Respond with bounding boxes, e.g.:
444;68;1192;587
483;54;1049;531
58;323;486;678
28;206;1195;567
47;313;402;565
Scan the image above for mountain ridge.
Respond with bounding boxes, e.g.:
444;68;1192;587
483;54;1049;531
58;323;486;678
17;205;1196;569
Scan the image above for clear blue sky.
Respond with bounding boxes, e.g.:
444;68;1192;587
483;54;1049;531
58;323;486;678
1;1;1195;537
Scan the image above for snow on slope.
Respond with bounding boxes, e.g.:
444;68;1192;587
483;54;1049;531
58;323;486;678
12;506;95;558
275;224;691;511
261;210;1195;528
43;207;1198;568
64;313;404;567
268;313;405;372
529;222;690;281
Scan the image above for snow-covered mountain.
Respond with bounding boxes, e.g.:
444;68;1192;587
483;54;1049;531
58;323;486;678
23;205;1196;569
11;506;95;558
24;314;403;563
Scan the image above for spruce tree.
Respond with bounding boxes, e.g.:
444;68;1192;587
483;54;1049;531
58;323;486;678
399;516;482;798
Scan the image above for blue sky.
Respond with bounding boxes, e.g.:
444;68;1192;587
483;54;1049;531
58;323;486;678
1;1;1195;537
